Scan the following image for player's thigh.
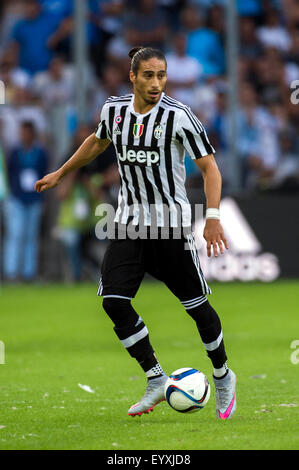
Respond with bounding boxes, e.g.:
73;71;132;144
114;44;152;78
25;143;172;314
98;238;145;298
158;234;211;302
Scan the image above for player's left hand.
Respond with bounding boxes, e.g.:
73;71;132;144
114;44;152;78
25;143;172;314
203;219;229;258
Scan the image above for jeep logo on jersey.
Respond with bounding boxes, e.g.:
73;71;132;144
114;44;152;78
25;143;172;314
117;145;160;167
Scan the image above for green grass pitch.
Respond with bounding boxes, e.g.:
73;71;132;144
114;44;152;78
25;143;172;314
0;280;298;450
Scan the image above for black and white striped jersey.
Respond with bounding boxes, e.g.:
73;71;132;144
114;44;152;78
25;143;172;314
95;92;215;230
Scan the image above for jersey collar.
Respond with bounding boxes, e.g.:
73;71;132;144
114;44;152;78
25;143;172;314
129;92;165;117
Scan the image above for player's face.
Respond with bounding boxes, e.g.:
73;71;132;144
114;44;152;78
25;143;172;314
130;58;167;105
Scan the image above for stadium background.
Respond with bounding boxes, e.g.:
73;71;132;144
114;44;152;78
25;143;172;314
0;0;299;283
0;0;298;452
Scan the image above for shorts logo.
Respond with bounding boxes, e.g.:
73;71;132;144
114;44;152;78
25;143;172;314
117;145;160;167
154;124;163;139
133;123;144;138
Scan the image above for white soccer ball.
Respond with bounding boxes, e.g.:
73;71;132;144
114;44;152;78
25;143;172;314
164;367;210;413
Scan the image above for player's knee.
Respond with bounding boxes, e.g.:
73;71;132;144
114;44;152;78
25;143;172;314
102;297;130;317
102;297;138;327
186;299;219;325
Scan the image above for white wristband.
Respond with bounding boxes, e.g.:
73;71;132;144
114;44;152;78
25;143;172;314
206;208;220;220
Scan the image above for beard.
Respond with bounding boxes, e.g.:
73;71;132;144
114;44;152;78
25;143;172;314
145;96;158;104
145;92;161;104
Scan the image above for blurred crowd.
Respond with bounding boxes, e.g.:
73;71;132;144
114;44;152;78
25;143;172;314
0;0;299;283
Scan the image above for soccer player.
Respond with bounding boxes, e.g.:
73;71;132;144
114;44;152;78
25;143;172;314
35;47;237;420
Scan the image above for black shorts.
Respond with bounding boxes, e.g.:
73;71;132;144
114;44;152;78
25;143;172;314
97;233;211;308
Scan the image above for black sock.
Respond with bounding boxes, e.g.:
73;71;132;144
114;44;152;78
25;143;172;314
186;300;227;369
138;354;164;379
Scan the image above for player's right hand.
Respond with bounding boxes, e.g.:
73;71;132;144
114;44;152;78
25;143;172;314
34;171;61;193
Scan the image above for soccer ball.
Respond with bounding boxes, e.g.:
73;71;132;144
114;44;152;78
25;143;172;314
164;367;210;413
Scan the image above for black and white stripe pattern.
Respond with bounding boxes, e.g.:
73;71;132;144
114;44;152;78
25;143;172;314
181;295;207;310
202;330;223;352
113;314;153;359
103;294;132;300
97;276;133;300
97;277;103;296
184;299;227;368
95;93;215;229
120;323;149;348
186;233;212;295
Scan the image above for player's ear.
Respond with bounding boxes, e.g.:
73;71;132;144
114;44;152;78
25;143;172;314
129;70;136;84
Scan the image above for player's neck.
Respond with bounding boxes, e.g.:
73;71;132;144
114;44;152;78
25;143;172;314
132;92;159;115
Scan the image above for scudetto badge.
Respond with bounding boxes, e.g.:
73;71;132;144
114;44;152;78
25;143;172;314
133;123;144;137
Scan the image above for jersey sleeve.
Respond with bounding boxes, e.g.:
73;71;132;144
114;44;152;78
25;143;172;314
176;107;215;159
95;104;111;141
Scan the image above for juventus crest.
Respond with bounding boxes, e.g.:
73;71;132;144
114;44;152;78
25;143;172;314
154;124;163;140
